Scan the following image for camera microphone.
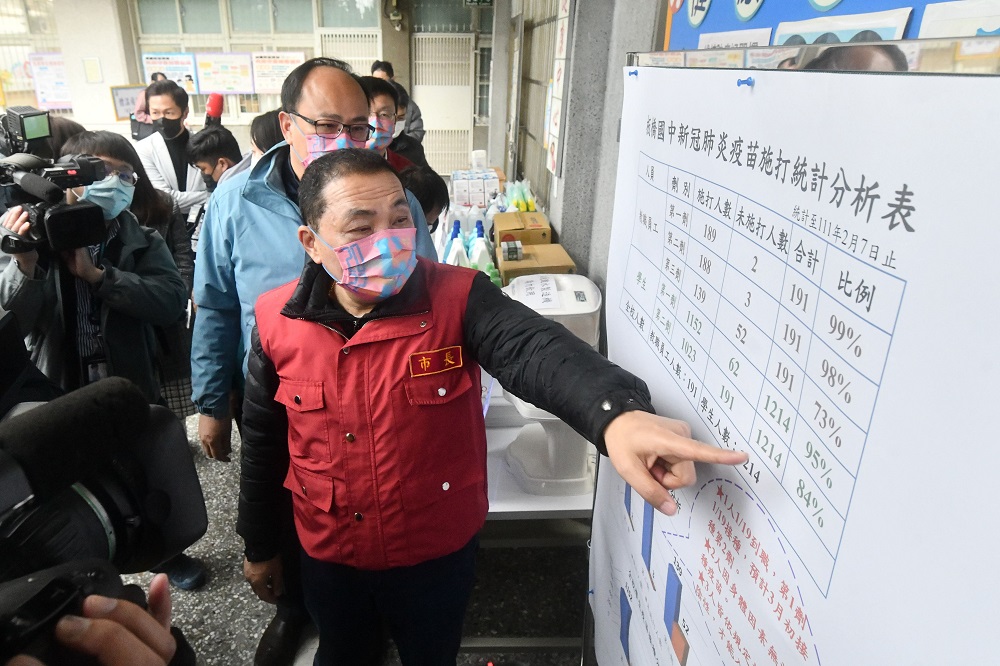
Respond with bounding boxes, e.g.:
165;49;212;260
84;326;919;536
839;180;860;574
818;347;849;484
0;378;149;512
205;93;223;127
10;171;63;205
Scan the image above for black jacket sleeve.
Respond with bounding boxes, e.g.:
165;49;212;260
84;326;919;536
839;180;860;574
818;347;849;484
464;272;654;456
236;324;291;562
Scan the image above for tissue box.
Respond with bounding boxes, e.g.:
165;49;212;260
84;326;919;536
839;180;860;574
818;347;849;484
493;211;551;246
497;243;576;285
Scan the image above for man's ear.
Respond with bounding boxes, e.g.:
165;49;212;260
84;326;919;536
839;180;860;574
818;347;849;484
279;111;295;143
299;225;322;264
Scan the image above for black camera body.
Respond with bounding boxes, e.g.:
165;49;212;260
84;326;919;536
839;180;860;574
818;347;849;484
0;560;126;664
0;107;109;255
0;315;208;662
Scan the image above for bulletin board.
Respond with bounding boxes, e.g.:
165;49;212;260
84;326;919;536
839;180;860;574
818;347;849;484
589;60;1000;663
665;0;1000;50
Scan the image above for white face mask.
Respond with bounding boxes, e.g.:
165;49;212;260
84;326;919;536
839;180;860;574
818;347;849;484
392;124;405;139
250;153;262;167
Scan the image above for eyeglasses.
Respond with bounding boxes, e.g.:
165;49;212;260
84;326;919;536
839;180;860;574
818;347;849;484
373;111;395;124
290;111;374;142
102;164;140;186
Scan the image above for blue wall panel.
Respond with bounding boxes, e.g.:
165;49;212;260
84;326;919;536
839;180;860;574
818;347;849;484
669;0;937;50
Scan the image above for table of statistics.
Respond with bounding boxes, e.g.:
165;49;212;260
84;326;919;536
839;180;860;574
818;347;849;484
592;65;1000;666
620;149;905;594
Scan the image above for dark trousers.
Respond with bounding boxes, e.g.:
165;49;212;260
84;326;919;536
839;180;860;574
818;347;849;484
300;536;478;666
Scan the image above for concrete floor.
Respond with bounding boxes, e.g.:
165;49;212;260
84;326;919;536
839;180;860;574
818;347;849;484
125;416;589;666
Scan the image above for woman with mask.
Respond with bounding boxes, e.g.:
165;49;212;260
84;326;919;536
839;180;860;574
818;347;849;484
0;131;205;591
63;131;196;421
0;131;187;405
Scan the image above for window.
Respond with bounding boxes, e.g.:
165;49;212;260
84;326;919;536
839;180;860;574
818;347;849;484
320;0;379;28
412;0;473;33
475;45;491;122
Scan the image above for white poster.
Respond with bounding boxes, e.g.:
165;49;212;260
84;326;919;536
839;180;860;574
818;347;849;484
919;0;1000;38
196;53;254;95
252;51;306;95
774;8;911;46
698;28;773;50
592;66;1000;664
142;53;198;94
28;53;71;110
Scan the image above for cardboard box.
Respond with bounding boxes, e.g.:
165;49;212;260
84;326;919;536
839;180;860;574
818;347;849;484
497;243;576;285
493;211;552;246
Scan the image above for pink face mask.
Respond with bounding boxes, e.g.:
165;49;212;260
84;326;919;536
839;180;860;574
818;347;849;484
290;120;365;169
312;227;417;303
365;114;395;152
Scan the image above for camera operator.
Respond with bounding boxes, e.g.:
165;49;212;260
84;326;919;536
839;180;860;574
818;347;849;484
0;132;206;591
4;574;179;666
0;131;186;403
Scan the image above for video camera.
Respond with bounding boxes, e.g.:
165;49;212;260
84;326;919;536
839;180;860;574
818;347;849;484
0;313;208;662
0;106;108;255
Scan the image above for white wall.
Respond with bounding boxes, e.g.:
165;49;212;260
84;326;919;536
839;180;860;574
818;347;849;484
52;0;137;135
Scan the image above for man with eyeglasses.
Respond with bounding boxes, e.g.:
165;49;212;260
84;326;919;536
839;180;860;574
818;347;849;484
135;80;208;216
190;57;430;666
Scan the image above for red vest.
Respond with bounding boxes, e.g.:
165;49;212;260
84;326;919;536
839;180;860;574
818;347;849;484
254;261;488;570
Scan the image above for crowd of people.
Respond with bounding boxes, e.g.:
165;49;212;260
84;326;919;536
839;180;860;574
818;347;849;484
0;56;745;666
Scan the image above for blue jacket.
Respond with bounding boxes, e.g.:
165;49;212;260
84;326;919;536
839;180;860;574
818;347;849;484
191;143;436;417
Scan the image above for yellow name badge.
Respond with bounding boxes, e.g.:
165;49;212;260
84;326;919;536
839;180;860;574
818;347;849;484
409;346;463;377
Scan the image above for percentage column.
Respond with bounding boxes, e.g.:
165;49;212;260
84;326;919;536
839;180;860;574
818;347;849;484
780;453;845;555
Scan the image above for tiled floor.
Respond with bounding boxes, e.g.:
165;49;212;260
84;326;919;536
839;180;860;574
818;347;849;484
126;417;589;665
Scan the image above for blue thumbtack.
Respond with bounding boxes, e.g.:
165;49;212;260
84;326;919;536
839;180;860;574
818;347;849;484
628;69;639;78
737;76;754;88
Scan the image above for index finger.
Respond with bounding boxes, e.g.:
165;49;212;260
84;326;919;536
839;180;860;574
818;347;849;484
657;435;748;467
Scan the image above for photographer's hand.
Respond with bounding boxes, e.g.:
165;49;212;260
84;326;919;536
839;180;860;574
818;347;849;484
0;206;39;276
244;556;284;605
4;574;177;666
61;247;104;284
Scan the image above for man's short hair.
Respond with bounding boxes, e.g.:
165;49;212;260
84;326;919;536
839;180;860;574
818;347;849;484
359;76;399;108
187;126;243;166
370;60;394;78
390;81;410;110
145;80;188;112
280;57;370;113
300;148;402;229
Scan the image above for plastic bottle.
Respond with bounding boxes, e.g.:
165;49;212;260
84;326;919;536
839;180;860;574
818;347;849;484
444;232;471;267
465;204;482;237
469;223;493;272
442;220;461;264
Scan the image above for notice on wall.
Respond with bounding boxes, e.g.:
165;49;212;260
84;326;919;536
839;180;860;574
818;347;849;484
252;51;305;95
196;53;254;95
110;85;147;121
28;53;71;110
591;66;1000;664
698;28;772;50
773;8;911;45
142;53;198;94
919;0;1000;38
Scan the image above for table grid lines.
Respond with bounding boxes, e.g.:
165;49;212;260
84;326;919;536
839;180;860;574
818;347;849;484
619;152;907;595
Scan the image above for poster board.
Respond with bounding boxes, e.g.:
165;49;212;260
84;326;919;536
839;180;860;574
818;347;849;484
252;51;305;95
110;85;146;121
142;53;198;94
27;53;71;110
591;65;1000;664
195;52;254;95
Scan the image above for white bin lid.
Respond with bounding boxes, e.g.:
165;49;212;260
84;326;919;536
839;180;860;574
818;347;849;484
503;274;603;348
